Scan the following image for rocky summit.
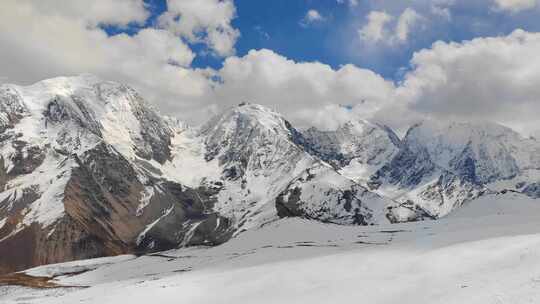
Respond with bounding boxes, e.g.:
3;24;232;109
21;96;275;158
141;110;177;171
1;76;539;274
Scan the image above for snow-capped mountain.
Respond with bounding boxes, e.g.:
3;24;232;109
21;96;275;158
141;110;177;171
302;119;540;222
386;121;540;219
1;75;539;275
404;121;540;184
0;76;230;274
387;121;540;202
0;76;392;274
196;104;393;229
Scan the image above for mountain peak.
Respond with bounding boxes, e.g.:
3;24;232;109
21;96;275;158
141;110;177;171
1;75;173;163
231;102;282;120
403;119;540;184
410;119;521;141
200;103;291;140
2;74;124;115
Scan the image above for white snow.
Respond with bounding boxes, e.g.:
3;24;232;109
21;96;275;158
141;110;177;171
2;193;540;303
24;255;136;279
487;169;540;192
0;150;77;228
339;158;380;183
136;186;155;216
161;127;221;188
20;154;76;227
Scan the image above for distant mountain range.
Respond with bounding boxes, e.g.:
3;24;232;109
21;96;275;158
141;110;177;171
1;75;539;274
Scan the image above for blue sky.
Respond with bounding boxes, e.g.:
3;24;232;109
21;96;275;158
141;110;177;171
230;1;350;70
102;0;353;71
100;0;540;80
233;0;540;79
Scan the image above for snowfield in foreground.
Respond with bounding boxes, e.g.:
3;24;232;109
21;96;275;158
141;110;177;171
2;192;540;303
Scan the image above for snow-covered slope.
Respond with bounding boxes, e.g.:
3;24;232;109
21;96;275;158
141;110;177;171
3;192;540;304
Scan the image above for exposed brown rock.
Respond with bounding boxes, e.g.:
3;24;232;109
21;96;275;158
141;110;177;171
0;222;38;274
0;272;60;289
0;142;233;275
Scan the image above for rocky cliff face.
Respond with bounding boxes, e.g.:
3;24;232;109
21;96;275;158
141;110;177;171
276;164;392;225
0;76;229;274
1;75;539;274
302;120;401;181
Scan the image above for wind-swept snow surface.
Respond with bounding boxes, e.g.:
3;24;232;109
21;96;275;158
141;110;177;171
2;192;540;303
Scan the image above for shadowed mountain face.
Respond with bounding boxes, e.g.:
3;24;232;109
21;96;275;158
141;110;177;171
1;76;539;274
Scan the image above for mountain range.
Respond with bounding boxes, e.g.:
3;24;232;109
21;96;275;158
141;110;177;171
1;75;539;274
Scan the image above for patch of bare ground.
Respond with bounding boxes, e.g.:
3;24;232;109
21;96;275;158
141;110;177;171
0;273;59;289
0;271;90;289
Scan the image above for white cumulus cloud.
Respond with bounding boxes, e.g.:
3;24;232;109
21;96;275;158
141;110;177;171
493;0;538;12
22;0;149;27
396;8;423;42
213;49;396;130
0;0;221;120
158;0;240;57
300;9;326;27
392;29;540;136
359;11;394;43
359;9;423;45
